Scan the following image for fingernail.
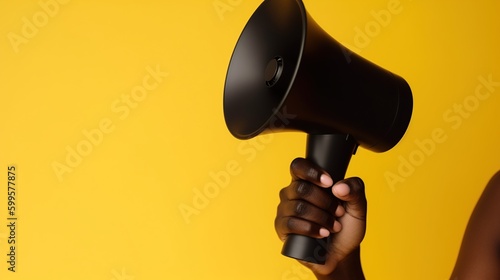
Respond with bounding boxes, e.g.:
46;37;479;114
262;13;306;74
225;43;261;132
319;228;330;237
320;174;333;187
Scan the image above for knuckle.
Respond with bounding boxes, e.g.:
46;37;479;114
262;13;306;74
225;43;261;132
306;167;319;181
295;181;313;197
274;216;281;229
293;201;307;216
290;157;304;172
353;177;365;190
274;218;287;240
276;202;284;216
286;217;313;235
279;187;287;200
285;217;297;231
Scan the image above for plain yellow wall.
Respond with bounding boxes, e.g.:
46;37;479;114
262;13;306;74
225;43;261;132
1;0;500;279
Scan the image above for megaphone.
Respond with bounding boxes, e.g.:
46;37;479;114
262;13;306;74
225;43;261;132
223;0;413;264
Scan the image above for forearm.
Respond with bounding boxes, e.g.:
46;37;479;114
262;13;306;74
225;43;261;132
315;247;365;280
451;171;500;279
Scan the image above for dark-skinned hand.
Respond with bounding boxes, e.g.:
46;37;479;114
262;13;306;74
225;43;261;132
275;158;367;278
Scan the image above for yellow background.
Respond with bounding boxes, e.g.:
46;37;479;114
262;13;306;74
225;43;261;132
1;0;500;279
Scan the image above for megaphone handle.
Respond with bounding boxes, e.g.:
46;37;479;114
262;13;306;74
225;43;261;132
281;134;358;264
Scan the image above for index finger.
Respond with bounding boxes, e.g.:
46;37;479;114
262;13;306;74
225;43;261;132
290;158;333;188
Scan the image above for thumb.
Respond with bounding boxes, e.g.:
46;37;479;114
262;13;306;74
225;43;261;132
332;177;367;219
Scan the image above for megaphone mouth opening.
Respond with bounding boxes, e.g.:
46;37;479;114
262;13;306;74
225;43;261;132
223;0;307;140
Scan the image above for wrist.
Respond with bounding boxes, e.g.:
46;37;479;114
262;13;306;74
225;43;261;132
314;247;365;280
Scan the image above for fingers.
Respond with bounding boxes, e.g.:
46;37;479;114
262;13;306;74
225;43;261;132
275;216;330;241
290;158;333;188
276;158;341;240
276;158;367;243
276;197;335;240
274;186;345;240
280;180;338;214
332;177;367;220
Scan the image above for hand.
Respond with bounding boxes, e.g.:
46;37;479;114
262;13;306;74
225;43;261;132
275;158;367;278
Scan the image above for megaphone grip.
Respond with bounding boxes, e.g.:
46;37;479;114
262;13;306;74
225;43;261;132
281;134;358;264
